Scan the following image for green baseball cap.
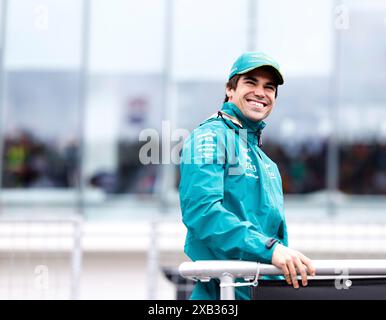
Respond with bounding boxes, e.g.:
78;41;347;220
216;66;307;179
228;51;284;85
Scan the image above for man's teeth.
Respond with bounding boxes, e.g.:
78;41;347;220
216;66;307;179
249;101;264;107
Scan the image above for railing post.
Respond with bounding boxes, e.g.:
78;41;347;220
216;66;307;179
219;273;235;300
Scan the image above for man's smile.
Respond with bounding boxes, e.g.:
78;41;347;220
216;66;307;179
245;98;267;109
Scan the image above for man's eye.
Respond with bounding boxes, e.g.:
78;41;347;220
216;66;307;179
266;86;275;91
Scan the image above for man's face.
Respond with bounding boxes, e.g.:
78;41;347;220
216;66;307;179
226;67;278;122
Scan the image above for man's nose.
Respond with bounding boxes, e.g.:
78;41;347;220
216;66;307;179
253;85;265;97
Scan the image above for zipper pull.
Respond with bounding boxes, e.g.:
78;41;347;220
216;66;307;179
257;130;262;147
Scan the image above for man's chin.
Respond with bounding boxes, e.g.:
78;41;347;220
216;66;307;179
247;113;265;122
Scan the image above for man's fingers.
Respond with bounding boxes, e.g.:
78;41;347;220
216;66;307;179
300;254;316;276
282;265;291;285
294;257;308;287
284;274;292;285
287;261;299;289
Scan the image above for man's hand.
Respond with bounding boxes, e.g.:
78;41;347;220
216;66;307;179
271;244;316;289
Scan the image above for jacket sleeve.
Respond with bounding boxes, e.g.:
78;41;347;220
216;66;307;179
179;126;277;264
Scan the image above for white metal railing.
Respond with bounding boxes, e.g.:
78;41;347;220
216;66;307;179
0;216;83;300
179;260;386;300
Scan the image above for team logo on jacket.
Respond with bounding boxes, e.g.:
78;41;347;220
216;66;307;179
264;163;276;179
196;132;217;159
240;145;259;179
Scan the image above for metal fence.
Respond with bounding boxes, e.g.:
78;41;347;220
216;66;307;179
0;215;82;299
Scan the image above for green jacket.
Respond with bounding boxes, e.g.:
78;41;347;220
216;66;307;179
179;102;288;300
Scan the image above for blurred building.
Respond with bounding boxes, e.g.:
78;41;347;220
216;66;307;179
0;0;386;299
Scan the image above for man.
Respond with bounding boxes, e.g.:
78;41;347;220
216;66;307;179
179;52;316;300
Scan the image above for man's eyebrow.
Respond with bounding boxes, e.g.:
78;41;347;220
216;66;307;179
243;76;257;82
265;81;277;87
243;76;277;87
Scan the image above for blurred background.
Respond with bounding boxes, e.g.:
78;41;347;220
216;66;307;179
0;0;386;300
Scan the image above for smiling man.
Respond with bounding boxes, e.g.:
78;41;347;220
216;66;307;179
179;52;316;300
225;67;277;121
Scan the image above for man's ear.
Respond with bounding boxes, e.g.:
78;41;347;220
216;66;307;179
225;86;233;101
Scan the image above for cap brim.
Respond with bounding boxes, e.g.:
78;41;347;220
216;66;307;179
235;64;284;85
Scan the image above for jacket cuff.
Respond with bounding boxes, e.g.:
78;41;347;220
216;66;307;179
265;238;279;249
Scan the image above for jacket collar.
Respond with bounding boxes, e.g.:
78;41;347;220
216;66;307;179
220;102;266;133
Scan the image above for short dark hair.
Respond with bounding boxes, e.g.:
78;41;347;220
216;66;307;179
224;69;279;103
224;74;242;103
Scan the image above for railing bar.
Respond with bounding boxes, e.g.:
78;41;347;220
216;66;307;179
179;260;386;279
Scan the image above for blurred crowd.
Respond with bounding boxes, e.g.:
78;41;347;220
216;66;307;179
2;131;386;195
265;139;386;194
264;140;326;194
1;131;78;188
